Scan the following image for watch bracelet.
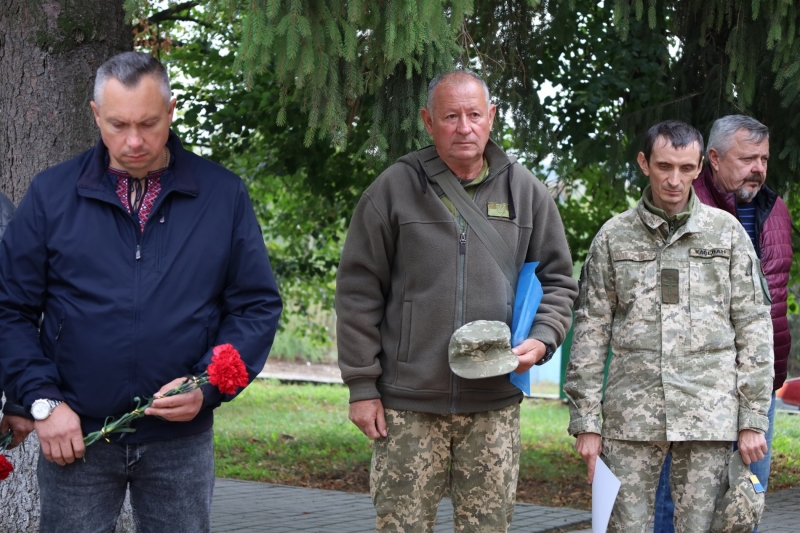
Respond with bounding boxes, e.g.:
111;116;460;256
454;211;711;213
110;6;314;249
534;345;556;366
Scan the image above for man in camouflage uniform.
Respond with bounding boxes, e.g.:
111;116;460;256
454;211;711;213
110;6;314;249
336;71;577;532
564;120;773;532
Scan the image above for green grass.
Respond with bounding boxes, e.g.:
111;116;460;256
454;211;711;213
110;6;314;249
213;381;580;483
213;380;800;508
770;412;800;490
213;380;590;506
519;397;579;475
269;329;336;364
213;380;369;483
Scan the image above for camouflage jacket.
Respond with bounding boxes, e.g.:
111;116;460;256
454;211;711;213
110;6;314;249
564;191;774;441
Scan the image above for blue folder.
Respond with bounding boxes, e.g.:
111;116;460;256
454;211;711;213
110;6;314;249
510;262;543;395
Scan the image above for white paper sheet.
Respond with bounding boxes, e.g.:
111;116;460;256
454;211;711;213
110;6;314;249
592;457;621;533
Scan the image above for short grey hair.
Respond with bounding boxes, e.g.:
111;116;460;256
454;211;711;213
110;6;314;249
427;70;491;112
94;52;172;106
707;115;769;158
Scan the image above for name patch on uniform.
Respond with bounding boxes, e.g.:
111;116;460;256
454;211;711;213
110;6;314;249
662;268;679;304
487;202;510;218
689;248;731;259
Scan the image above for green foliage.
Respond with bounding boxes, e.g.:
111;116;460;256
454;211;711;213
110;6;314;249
132;2;377;314
770;412;800;490
599;0;800;195
269;313;337;362
217;0;469;159
146;0;800;195
543;161;638;264
126;1;800;308
785;184;800;313
478;0;800;281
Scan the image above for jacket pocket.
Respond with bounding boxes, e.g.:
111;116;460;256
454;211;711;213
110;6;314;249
612;250;657;322
397;301;412;363
39;302;66;364
689;255;733;352
689;255;731;318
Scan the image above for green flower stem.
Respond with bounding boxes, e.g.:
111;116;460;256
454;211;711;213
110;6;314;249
0;429;12;452
83;373;209;447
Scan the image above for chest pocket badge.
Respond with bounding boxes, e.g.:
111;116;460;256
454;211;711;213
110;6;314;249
487;202;510;218
661;268;679;304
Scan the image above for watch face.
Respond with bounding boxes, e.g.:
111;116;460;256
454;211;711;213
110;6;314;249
31;400;51;420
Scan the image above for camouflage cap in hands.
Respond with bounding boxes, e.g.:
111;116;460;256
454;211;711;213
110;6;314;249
448;320;520;379
709;450;765;533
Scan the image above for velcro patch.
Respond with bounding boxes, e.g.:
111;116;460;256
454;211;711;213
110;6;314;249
689;248;731;259
612;250;657;262
487;202;510;218
662;268;679;304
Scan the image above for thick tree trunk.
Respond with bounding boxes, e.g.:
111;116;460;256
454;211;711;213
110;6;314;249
0;1;132;530
0;0;131;202
0;425;40;532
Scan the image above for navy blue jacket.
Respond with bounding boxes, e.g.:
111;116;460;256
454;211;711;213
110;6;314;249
0;132;282;442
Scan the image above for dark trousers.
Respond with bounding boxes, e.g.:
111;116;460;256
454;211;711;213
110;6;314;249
38;428;215;533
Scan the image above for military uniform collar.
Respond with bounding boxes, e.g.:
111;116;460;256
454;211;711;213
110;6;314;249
637;186;702;238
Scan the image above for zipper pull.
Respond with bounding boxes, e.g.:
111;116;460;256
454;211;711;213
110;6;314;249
459;232;466;254
136;245;141;260
159;213;165;223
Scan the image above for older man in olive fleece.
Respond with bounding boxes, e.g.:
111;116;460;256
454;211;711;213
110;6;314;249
336;70;577;532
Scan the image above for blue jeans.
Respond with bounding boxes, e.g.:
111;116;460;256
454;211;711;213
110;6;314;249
38;428;215;533
653;393;776;533
653;452;675;533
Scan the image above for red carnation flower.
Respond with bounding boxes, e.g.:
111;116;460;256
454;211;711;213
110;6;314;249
207;344;249;395
0;455;14;481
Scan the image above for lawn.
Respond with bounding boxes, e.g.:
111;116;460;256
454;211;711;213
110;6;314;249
771;411;800;490
213;380;800;510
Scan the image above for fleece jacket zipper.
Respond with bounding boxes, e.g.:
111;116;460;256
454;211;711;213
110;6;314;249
446;167;506;414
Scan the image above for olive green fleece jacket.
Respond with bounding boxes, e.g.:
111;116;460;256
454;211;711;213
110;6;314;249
335;140;578;414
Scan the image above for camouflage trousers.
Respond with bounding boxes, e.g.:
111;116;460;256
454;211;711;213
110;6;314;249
370;403;520;533
601;439;732;533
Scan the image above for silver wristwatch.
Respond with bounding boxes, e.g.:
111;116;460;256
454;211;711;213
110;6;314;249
30;399;63;421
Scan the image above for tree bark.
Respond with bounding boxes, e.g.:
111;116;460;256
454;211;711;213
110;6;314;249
0;0;131;202
0;1;131;530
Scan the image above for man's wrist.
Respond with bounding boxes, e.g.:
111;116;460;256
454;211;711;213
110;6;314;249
31;398;64;420
534;344;556;366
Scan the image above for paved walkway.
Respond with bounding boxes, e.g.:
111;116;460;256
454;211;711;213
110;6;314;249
211;479;800;532
212;479;591;532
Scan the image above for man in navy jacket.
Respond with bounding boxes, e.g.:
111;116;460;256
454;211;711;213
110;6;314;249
0;191;36;448
0;52;282;532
